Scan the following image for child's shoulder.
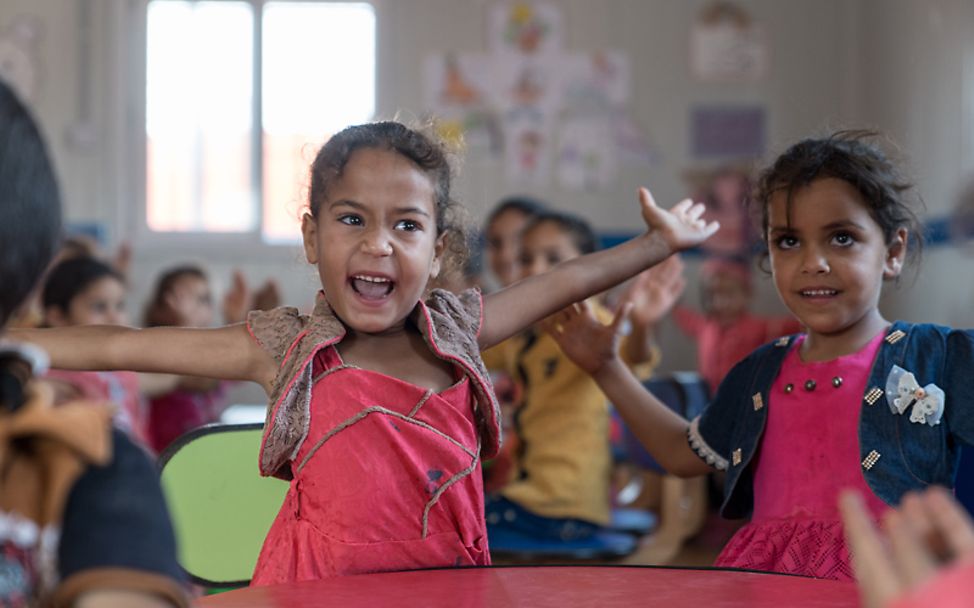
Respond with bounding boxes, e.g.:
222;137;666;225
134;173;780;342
424;287;484;333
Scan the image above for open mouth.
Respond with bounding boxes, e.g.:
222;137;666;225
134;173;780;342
350;274;394;300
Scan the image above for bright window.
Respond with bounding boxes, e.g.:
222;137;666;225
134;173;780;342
145;1;375;242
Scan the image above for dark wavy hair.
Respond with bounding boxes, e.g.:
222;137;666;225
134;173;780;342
307;121;468;277
753;130;923;266
0;81;62;327
524;209;598;255
42;256;124;319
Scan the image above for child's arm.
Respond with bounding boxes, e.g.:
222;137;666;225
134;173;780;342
479;188;717;349
544;301;712;477
616;254;686;364
11;324;278;394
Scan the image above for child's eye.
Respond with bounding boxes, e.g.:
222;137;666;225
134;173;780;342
338;214;362;226
395;219;421;232
775;235;799;250
831;232;855;247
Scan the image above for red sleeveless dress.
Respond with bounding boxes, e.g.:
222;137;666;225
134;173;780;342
250;344;489;585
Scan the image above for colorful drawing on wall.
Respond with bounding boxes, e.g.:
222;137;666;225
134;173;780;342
691;105;765;158
489;1;563;57
560;50;630;114
690;1;768;82
505;114;552;185
682;165;758;258
423;1;657;190
612;112;661;168
424;53;502;152
556;118;617;192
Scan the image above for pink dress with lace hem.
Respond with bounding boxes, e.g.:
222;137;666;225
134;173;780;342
715;331;889;580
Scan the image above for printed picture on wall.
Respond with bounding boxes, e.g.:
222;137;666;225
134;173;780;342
559;50;630;114
556;118;617;192
423;52;502;152
489;1;563;58
690;1;768;82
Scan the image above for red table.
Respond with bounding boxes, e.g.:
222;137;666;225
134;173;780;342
196;566;859;607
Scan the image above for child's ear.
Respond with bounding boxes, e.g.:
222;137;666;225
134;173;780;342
429;232;447;279
301;213;319;264
883;227;908;279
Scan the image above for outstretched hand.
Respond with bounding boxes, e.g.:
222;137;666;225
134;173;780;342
543;300;630;376
618;254;686;330
639;187;719;255
840;486;974;608
222;270;250;324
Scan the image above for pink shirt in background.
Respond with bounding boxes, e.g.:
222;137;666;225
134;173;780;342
674;307;803;394
44;369;148;447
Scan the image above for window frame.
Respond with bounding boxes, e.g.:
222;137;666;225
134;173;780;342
124;0;377;257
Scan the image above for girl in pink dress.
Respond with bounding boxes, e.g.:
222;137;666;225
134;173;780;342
548;130;974;580
15;121;718;584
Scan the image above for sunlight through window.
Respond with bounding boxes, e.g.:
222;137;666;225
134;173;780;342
145;1;375;242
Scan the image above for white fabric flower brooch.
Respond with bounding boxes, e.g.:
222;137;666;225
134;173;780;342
885;365;945;426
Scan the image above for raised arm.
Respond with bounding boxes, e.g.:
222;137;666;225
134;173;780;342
544;301;712;477
479;188;717;349
11;324;278;394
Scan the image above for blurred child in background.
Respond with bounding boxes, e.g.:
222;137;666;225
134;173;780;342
144;265;279;452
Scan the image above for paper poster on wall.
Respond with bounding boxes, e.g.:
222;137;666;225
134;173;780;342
556;118;617;192
690;1;768;82
560;50;630;114
691;105;765;158
612;112;661;168
423;53;502;152
489;1;563;58
493;55;562;117
504;114;552;185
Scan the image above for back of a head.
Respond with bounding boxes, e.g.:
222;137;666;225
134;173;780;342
0;80;61;328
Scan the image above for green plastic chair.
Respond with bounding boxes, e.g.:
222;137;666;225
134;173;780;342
158;423;288;588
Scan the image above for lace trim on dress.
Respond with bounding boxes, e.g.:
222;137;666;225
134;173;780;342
688;415;728;470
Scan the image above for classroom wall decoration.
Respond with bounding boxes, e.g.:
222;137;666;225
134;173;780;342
424;1;656;191
689;1;768;83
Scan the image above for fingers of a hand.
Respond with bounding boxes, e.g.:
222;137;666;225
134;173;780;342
839;491;901;606
669;198;693;216
885;507;938;587
687;202;707;222
611;302;633;333
638;187;658;210
925;486;974;559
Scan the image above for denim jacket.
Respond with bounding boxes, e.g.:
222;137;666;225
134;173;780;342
687;321;974;519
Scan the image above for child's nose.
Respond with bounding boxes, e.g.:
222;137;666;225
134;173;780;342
800;246;830;274
361;227;393;256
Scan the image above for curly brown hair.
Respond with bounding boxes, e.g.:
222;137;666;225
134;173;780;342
307;121;469;282
752;130;924;268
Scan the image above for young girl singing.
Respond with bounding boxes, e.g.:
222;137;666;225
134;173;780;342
546;131;974;581
15;121;716;585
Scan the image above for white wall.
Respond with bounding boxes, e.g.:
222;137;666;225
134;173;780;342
2;0;972;392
